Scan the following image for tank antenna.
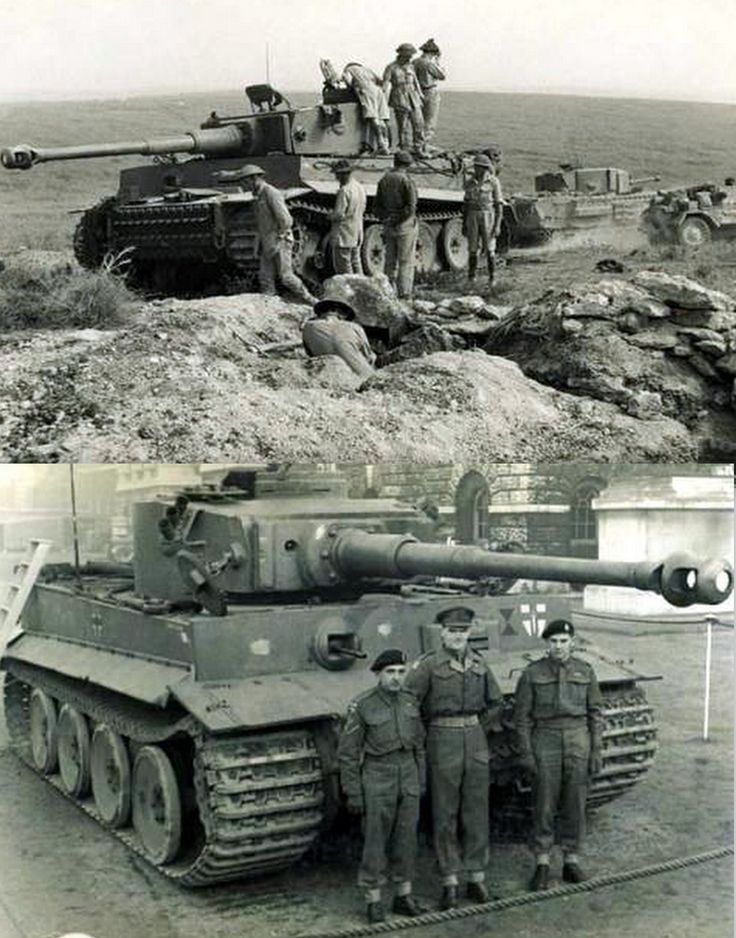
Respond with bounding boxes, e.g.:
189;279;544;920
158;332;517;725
266;42;271;85
69;464;82;588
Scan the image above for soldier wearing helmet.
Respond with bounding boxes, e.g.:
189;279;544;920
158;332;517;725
215;164;316;303
301;278;376;379
462;153;504;286
382;44;427;155
404;606;503;909
513;619;604;892
413;39;446;144
338;648;426;922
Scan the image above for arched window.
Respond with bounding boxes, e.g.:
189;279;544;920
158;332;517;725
454;471;490;544
569;479;604;557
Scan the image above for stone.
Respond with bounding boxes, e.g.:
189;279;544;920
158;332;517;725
381;323;459;365
625;390;664;420
561;299;619;320
448;295;488;315
618;311;648;333
633;271;735;311
325;274;410;343
560;318;585;335
714;352;736;377
441;317;500;338
672;344;692;357
676;327;726;343
694;338;728;358
480;304;511;321
687;352;719;379
625;331;679;351
412;300;436;315
668;308;736;330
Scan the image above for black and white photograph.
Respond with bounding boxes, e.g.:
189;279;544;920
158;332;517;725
0;462;732;938
0;1;735;462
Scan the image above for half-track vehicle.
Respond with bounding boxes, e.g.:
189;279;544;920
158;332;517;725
642;178;736;247
503;165;660;249
2;468;732;886
1;83;475;294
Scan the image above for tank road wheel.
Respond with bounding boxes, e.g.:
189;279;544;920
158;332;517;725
29;688;58;774
91;725;132;828
57;704;91;797
72;197;115;270
361;224;386;276
441;217;469;272
678;216;712;248
132;745;182;865
415;221;439;273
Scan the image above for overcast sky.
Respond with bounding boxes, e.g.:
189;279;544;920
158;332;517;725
1;0;734;103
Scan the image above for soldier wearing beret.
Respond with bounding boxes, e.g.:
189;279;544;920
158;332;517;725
404;607;503;909
513;619;604;891
338;649;426;923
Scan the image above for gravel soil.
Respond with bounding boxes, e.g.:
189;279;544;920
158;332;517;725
0;625;732;938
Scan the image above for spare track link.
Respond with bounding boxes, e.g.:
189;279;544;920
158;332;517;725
3;665;325;886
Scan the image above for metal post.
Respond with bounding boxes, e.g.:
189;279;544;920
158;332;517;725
702;614;717;741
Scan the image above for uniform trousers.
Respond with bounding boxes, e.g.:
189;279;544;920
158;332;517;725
531;723;590;855
421;88;441;141
358;749;421;890
383;223;417;299
332;244;363;275
428;723;490;883
259;241;313;301
393;107;426;152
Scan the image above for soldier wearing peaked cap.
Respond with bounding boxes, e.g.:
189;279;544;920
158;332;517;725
513;618;604;892
338;648;426;923
404;606;503;909
214;163;316;304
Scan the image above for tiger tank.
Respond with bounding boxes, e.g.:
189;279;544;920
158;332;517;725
1;83;472;294
1;467;732;886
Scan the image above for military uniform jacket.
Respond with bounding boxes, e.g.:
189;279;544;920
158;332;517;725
382;61;424;111
464;171;503;213
513;655;604;756
413;55;446;91
404;647;503;729
330;177;368;248
375;170;418;230
338;687;426;804
253;181;293;255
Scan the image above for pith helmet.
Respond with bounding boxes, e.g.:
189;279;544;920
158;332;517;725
313;278;356;319
420;38;440;53
436;606;475;629
542;618;575;639
396;43;417;55
215;163;265;182
371;648;407;672
473;154;493;169
394;150;413;167
332;158;353;175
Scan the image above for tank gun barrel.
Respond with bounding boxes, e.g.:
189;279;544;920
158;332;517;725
330;530;733;608
1;126;246;170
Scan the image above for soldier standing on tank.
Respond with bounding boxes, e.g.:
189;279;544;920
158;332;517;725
413;40;445;145
214;164;316;304
342;63;391;155
375;150;418;300
382;44;426;155
338;649;426;923
404;606;503;909
463;154;504;286
513;619;604;892
330;159;367;275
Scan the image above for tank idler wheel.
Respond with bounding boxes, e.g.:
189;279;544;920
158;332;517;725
415;221;439;273
132;745;182;864
678;217;711;248
361;224;386;277
91;725;132;828
29;688;59;775
57;704;91;797
441;217;469;272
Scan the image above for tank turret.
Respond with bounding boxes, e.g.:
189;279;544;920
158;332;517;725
1;468;732;886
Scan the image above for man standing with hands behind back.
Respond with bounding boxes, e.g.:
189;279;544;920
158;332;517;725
513;619;603;892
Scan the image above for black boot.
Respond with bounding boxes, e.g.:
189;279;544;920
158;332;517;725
366;901;386;923
467;254;477;282
529;864;550;891
392;894;422;916
440;885;459;910
466;881;490;903
562;861;587;883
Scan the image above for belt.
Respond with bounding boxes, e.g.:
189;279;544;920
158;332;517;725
430;714;479;728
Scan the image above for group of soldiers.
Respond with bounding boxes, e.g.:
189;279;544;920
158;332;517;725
340;39;446;157
338;610;603;922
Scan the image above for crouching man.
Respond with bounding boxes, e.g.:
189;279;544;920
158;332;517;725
513;618;604;891
338;649;426;923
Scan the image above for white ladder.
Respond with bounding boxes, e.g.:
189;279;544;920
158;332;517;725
0;539;52;652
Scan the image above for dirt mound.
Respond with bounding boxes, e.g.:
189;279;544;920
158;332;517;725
485;271;736;458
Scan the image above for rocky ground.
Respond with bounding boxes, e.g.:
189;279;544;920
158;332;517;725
0;242;734;463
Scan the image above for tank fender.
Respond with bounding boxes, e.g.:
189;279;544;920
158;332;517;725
171;667;376;733
1;632;191;708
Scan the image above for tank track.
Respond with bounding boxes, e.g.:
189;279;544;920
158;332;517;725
289;196;461;225
488;683;657;840
3;664;325;886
